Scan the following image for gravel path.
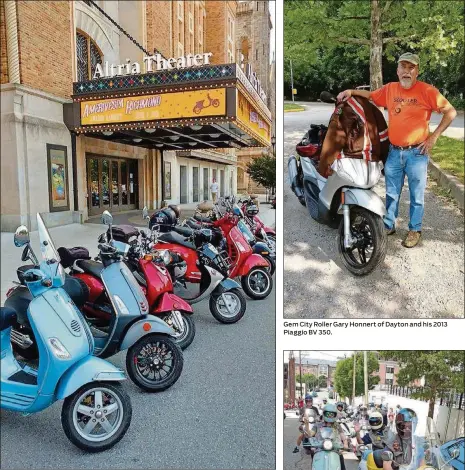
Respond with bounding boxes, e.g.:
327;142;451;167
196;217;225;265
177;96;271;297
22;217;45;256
283;105;465;318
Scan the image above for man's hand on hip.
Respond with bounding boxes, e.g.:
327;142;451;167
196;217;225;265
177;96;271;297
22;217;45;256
417;134;438;156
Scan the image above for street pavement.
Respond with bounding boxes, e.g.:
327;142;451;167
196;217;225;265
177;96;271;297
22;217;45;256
284;103;465;318
283;390;358;470
0;216;275;469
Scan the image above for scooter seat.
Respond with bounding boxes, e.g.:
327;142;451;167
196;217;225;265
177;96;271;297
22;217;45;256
185;219;203;230
76;259;104;279
0;307;17;331
173;226;194;237
193;214;213;223
158;231;196;250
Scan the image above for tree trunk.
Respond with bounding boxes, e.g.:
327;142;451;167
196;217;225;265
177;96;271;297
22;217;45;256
370;0;383;90
428;395;435;419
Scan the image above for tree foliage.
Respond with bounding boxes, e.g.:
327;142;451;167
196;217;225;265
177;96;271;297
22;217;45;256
284;0;464;101
379;351;464;418
334;352;380;400
246;154;276;191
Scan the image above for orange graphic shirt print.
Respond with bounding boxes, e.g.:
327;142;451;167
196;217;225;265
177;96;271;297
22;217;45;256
370;81;450;147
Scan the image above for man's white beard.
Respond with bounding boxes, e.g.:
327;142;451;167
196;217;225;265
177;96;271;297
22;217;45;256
400;78;413;89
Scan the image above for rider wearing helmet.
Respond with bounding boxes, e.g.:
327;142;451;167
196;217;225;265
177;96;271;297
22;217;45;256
336;401;347;418
355;411;393;450
313;404;347;470
293;395;320;453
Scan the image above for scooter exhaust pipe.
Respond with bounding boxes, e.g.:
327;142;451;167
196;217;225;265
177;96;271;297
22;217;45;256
288;155;305;200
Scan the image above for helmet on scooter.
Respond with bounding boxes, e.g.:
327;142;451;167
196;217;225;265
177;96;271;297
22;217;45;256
368;411;384;430
395;408;414;439
168;204;181;219
322;403;338;423
149;207;177;232
245;205;259;217
304;394;314;404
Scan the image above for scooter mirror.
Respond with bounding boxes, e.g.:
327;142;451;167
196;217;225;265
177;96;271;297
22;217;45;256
142;206;149;219
14;225;30;247
320;91;336;103
101;210;113;226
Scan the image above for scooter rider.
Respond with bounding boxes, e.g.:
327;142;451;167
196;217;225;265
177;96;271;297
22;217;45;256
313;403;348;470
355;411;393;450
293;395;321;453
382;409;415;469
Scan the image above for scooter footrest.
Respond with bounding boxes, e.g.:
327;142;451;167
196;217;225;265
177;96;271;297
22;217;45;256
8;370;37;385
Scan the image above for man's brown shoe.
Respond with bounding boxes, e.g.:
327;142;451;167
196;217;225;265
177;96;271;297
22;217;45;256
402;231;421;248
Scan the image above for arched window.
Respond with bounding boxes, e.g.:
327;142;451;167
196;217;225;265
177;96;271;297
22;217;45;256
76;30;103;81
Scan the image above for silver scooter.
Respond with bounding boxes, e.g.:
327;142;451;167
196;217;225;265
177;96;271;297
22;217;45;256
288;93;388;276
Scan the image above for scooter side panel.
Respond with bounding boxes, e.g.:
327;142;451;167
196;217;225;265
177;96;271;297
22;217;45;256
313;450;342;470
55;355;126;400
119;317;175;351
337;188;386;218
236;253;269;277
152;292;193;314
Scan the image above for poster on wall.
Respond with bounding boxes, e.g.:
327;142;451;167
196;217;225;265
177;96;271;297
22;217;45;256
164;162;171;200
47;144;69;212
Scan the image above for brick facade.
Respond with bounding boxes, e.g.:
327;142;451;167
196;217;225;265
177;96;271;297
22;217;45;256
1;1;8;84
146;1;172;57
205;1;237;64
16;1;73;98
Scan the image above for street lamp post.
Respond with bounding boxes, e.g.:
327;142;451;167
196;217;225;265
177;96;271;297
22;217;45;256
271;135;276;156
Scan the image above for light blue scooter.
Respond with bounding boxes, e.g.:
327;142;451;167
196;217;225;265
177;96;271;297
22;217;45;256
309;427;348;470
0;215;132;452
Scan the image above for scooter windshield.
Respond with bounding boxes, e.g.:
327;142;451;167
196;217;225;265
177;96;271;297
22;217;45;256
37;213;60;263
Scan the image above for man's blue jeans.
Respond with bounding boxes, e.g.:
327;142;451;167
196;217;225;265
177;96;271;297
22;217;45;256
384;145;429;232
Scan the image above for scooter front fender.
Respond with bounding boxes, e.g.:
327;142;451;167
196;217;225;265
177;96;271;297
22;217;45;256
312;450;342;470
120;317;175;351
337;188;386;218
56;355;126;400
215;278;241;292
152;292;193;314
237;253;270;276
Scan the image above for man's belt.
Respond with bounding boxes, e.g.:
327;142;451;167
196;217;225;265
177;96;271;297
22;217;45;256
390;143;421;150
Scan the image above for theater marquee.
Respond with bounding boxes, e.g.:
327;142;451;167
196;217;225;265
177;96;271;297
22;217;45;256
80;88;227;125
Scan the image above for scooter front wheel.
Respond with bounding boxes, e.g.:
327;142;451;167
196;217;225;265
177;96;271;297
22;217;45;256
162;312;196;351
126;334;183;392
209;288;246;324
337;206;387;276
241;267;273;300
61;382;132;452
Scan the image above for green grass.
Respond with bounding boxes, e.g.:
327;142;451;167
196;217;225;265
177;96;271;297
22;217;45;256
430;136;464;183
284;103;305;112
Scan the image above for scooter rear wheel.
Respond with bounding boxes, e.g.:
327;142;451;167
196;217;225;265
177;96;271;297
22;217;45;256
126;334;183;392
62;381;132;452
241;267;273;300
337;206;387;276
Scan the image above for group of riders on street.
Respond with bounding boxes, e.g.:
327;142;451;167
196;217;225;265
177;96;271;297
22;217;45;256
292;395;415;470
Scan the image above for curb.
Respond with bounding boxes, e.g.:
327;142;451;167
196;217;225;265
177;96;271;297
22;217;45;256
428;159;464;210
284;108;305;113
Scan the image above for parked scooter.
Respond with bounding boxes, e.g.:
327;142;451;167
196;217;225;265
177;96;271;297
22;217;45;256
6;212;184;393
1;216;132;452
145;208;248;324
288;92;388;276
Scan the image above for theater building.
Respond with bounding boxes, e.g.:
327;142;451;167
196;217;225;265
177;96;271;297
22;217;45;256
1;0;272;231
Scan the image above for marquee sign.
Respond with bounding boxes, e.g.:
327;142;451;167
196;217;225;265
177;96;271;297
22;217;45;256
93;52;213;79
80;88;226;126
236;91;270;144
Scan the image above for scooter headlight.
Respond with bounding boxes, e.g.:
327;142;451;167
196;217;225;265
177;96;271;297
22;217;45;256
48;338;71;359
309;417;315;423
323;440;333;451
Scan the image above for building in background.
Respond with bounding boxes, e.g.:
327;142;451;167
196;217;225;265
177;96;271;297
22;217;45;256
1;0;271;231
235;0;274;194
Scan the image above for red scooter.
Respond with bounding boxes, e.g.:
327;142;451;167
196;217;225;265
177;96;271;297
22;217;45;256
239;199;276;252
58;231;195;350
210;211;273;300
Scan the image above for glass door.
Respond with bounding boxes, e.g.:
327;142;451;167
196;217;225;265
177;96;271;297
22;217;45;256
111;160;120;210
180;165;188;204
203;168;209;200
193;167;199;202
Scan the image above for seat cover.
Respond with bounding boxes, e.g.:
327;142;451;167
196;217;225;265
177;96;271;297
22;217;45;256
193;214;213;223
158;231;196;250
76;259;105;279
0;307;17;331
186;219;204;230
4;286;32;325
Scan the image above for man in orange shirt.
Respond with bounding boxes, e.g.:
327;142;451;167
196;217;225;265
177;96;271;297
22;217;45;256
337;53;457;248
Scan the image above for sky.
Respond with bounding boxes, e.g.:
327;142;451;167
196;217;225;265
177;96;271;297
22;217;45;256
283;351;355;362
